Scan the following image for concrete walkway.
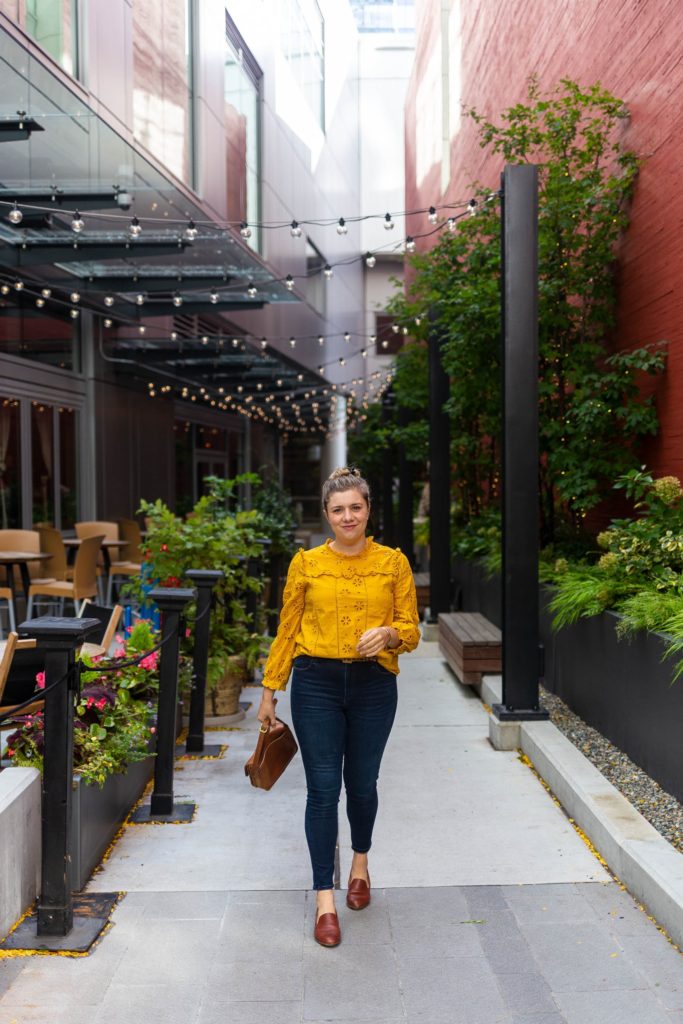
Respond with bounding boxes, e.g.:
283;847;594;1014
1;641;682;1023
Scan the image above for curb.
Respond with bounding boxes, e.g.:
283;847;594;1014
478;674;683;948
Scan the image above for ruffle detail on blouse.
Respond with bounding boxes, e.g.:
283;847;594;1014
300;542;402;579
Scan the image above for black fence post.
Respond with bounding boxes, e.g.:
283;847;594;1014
183;569;224;756
493;163;548;724
428;308;452;620
130;587;196;822
9;616;103;950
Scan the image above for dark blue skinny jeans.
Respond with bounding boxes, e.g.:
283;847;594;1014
290;655;398;891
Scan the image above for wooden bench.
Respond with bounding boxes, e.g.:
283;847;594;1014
413;572;430;617
438;612;502;685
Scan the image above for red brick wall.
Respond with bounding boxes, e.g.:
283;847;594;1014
405;0;683;476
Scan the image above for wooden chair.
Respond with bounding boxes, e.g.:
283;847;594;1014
26;534;104;618
0;528;54;585
78;600;124;658
106;518;144;603
0;633;41;719
37;526;73;582
0;586;15;638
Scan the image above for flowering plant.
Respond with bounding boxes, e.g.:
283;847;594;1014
6;621;161;787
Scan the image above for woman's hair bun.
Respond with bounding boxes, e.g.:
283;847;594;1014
328;466;361;481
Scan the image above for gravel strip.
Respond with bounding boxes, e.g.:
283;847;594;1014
540;685;683;853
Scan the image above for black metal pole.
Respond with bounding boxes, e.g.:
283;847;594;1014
494;164;548;722
146;587;196;818
17;616;101;937
184;570;224;754
428;308;451;620
381;392;395;546
397;404;415;565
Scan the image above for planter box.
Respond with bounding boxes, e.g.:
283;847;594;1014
453;555;502;627
69;754;154;891
454;556;683;803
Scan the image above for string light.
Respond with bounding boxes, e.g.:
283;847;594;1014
289;337;297;348
365;252;376;268
336;217;347;235
71;210;84;233
210;289;219;304
135;293;145;305
247;282;257;297
468;199;478;216
318;336;324;346
104;318;112;327
104;295;114;306
384;213;394;230
290;220;302;238
184;219;198;240
8;203;22;225
240;222;252;238
70;308;79;319
405;236;416;252
285;274;294;290
35;297;45;307
172;292;183;307
14;281;23;291
344;332;350;343
130;216;142;237
323;265;333;279
447;217;456;232
428;206;438;224
41;287;51;298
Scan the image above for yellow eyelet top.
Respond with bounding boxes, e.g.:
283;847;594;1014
261;538;420;691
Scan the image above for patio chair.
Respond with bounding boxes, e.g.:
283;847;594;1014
78;600;124;658
0;586;15;639
0;633;41;719
0;528;54;585
26;534;103;618
37;526;73;582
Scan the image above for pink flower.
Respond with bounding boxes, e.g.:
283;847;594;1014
140;653;159;672
150;727;156;735
7;747;14;756
185;627;191;638
114;646;126;658
115;634;124;644
35;672;46;690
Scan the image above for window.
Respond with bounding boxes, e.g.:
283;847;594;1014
0;298;80;371
350;0;415;34
174;418;242;517
0;399;21;529
225;14;261;252
280;0;325;130
132;0;195;185
0;0;81;77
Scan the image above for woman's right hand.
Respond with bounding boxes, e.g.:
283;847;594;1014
257;689;278;728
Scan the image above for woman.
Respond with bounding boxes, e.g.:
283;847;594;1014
258;466;420;947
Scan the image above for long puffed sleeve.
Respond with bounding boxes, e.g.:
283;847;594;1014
261;549;306;691
390;551;420;654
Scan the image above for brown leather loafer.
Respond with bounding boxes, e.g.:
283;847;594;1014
314;912;341;947
346;876;371;911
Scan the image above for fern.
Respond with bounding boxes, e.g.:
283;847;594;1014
615;591;683;639
657;610;683;683
548;570;636;630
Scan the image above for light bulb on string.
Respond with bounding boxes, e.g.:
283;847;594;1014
41;288;51;299
405;236;416;252
139;325;146;335
391;323;400;334
339;357;346;366
184;219;198;240
428;205;438;224
260;338;267;349
247;282;257;297
289;337;297;348
336;217;347;235
210;290;219;304
232;338;240;348
318;365;325;374
290;220;302;238
382;339;389;349
415;316;422;326
130;216;142;238
365;252;376;268
35;297;45;308
172;292;183;307
70;308;79;319
104;295;114;306
70;291;80;303
384;212;394;230
361;348;367;358
240;222;252;238
447;217;456;232
323;265;333;279
8;203;22;225
71;210;84;233
104;318;113;327
14;281;23;291
285;274;294;291
468;199;478;216
344;332;350;343
135;294;144;306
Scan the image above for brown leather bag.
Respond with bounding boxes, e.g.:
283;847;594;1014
244;717;298;790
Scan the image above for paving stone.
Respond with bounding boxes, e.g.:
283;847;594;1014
204;958;303;1003
109;918;220;986
519;921;646;992
615;932;683;1010
94;983;199;1024
0;1008;96;1024
0;962;23;999
197;1000;302;1024
505;884;598;925
510;1015;566;1024
303;943;403;1021
399;954;508;1024
553;987;672;1023
141;889;230;920
219;897;305;961
493;971;558;1015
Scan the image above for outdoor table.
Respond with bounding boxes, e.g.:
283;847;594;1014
0;551;53;603
63;537;127;575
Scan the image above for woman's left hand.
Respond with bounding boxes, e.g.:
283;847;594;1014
356;627;391;658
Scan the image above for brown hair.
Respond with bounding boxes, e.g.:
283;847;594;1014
322;466;371;510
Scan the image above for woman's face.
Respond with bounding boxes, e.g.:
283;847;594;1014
325;487;370;546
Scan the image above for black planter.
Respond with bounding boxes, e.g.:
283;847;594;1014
454;556;683;803
69;754;154;891
452;555;502;626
